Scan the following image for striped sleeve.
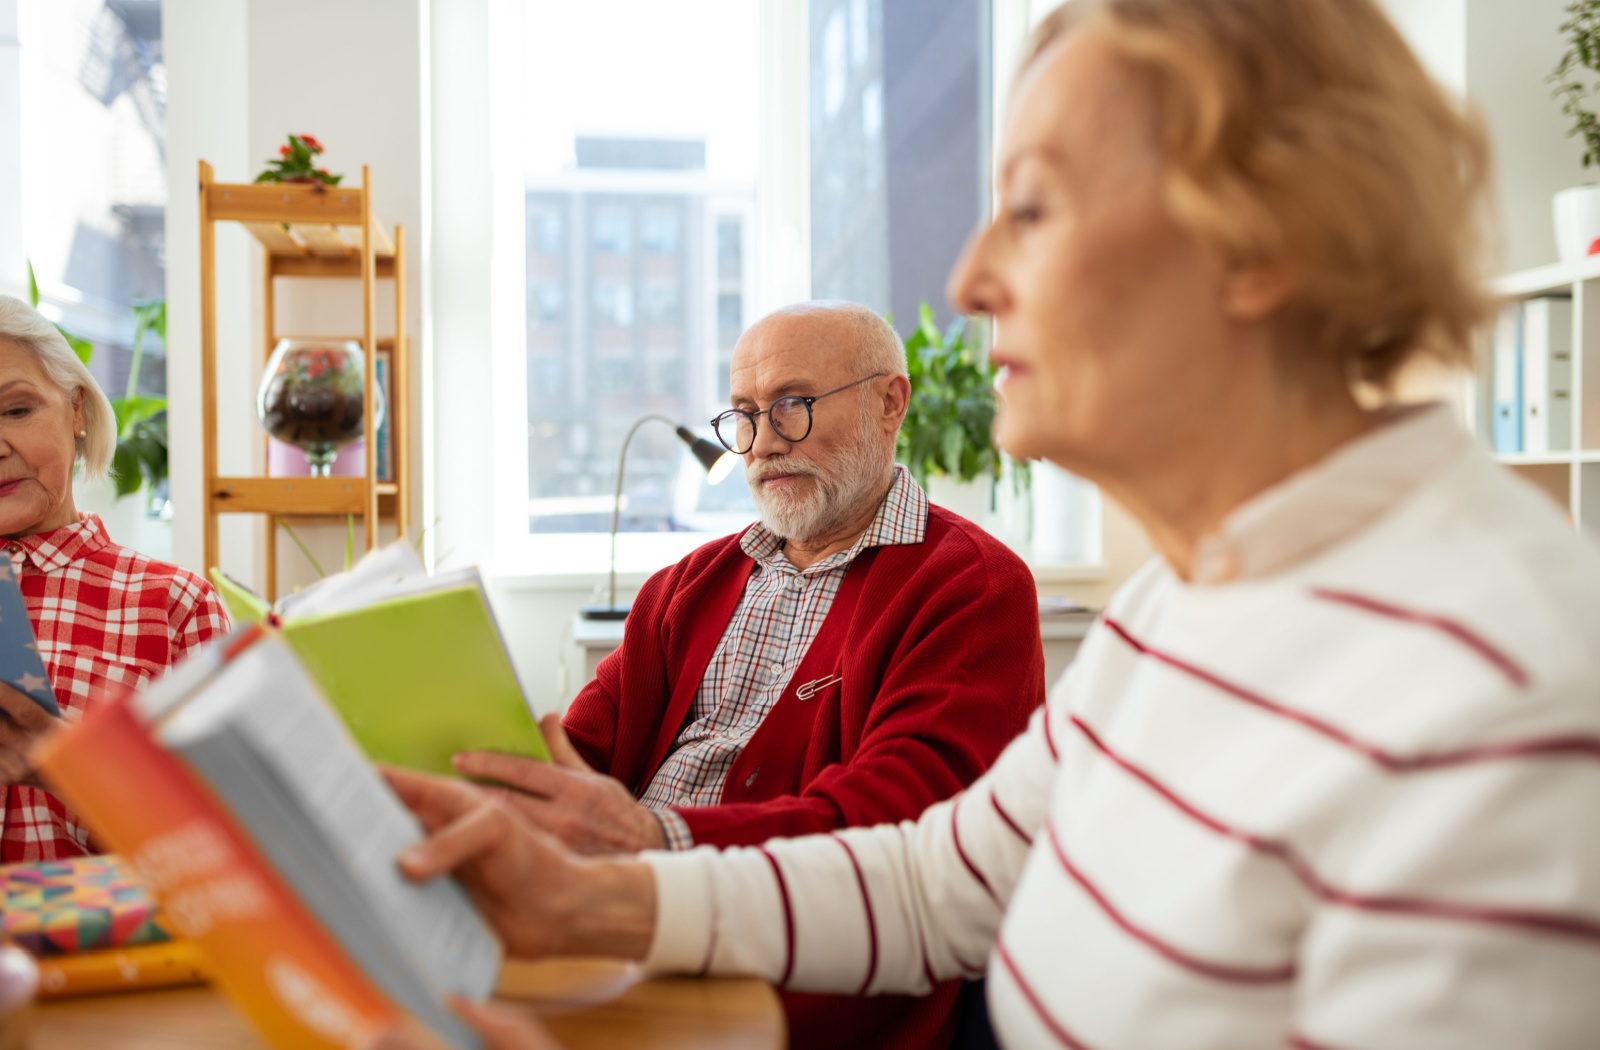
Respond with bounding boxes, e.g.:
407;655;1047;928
644;697;1060;993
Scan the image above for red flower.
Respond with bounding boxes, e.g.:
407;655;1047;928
300;134;324;153
278;144;291;157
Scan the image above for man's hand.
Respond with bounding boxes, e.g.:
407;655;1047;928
452;715;667;856
385;766;657;961
0;681;56;787
362;998;562;1050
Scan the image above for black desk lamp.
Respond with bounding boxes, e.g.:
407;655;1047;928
580;414;737;620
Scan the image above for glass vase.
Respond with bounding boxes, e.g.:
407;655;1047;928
255;338;386;477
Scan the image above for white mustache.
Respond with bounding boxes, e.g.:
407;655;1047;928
748;459;823;484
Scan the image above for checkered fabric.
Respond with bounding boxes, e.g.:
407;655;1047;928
639;467;927;849
0;514;229;862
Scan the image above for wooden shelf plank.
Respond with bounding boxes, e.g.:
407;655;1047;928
243;222;306;255
269;255;396;279
207;182;363;225
347;222;394;255
290;223;352;254
211;477;371;515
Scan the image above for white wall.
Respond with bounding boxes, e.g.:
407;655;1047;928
1382;0;1585;273
165;0;254;580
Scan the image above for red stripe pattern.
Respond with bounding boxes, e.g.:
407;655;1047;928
1311;587;1529;688
759;847;796;987
1102;617;1600;773
1068;713;1600;946
1044;821;1298;984
951;797;1002;906
995;938;1098;1050
835;836;879;996
991;792;1033;846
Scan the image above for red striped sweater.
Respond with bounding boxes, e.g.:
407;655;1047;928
643;407;1600;1048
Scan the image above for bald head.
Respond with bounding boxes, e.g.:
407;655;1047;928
733;300;908;386
726;300;912;546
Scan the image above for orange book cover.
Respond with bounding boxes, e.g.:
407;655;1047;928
34;697;406;1048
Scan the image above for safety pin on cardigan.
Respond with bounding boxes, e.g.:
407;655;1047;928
796;674;843;701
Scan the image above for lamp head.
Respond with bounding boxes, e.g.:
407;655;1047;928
677;426;737;484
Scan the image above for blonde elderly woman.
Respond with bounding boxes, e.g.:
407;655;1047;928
371;1;1600;1047
0;296;228;862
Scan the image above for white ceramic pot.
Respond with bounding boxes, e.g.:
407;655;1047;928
1553;184;1600;264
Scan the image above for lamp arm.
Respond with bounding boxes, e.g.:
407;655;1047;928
608;413;678;611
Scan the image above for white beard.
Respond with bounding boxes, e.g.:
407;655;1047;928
748;412;891;543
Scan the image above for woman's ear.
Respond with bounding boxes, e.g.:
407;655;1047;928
72;392;86;437
1220;256;1303;323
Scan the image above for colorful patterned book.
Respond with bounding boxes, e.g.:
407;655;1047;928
0;855;167;956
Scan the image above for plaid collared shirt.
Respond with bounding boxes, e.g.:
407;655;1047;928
0;514;230;862
639;467;928;849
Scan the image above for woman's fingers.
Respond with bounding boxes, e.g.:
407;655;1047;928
398;795;517;882
382;765;483;832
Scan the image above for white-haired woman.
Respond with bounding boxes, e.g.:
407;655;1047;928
370;0;1600;1047
0;295;227;862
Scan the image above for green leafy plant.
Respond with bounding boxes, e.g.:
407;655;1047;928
28;263;168;499
255;133;343;186
1552;1;1600;167
109;300;168;499
894;302;1026;492
25;261;92;365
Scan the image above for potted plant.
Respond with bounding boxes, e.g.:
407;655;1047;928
894;302;1027;521
1550;1;1600;262
255;134;342;187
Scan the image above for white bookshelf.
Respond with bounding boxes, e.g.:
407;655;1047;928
1486;260;1600;530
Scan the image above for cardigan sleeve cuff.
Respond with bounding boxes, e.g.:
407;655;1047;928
642;848;717;976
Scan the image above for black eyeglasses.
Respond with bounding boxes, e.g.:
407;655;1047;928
711;373;887;455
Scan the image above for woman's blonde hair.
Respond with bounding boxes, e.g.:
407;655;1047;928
1026;0;1494;386
0;296;116;479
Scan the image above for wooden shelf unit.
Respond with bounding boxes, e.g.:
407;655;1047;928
198;161;411;599
1485;260;1600;529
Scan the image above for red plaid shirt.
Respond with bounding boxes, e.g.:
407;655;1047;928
638;467;927;848
0;514;230;861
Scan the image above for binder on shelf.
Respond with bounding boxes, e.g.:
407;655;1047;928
1521;296;1574;454
1491;303;1523;453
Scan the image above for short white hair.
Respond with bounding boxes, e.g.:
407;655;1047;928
0;296;116;479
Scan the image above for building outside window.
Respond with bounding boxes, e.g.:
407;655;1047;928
17;0;167;476
513;0;1099;569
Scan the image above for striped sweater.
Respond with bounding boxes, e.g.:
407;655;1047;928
644;407;1600;1048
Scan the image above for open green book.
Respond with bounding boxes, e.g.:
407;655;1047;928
210;546;549;776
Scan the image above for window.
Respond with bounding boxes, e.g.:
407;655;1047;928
17;0;168;511
500;0;1100;573
517;0;759;547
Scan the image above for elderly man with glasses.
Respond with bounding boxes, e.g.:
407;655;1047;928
456;299;1043;1050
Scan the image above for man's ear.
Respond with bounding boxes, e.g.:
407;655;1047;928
1220;256;1302;323
881;374;911;432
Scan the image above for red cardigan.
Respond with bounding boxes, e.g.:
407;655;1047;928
564;505;1045;1050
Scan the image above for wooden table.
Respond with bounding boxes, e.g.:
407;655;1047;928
25;958;784;1050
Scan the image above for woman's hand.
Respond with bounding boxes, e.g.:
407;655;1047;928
0;681;56;787
384;767;658;961
452;715;667;856
362;998;562;1050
